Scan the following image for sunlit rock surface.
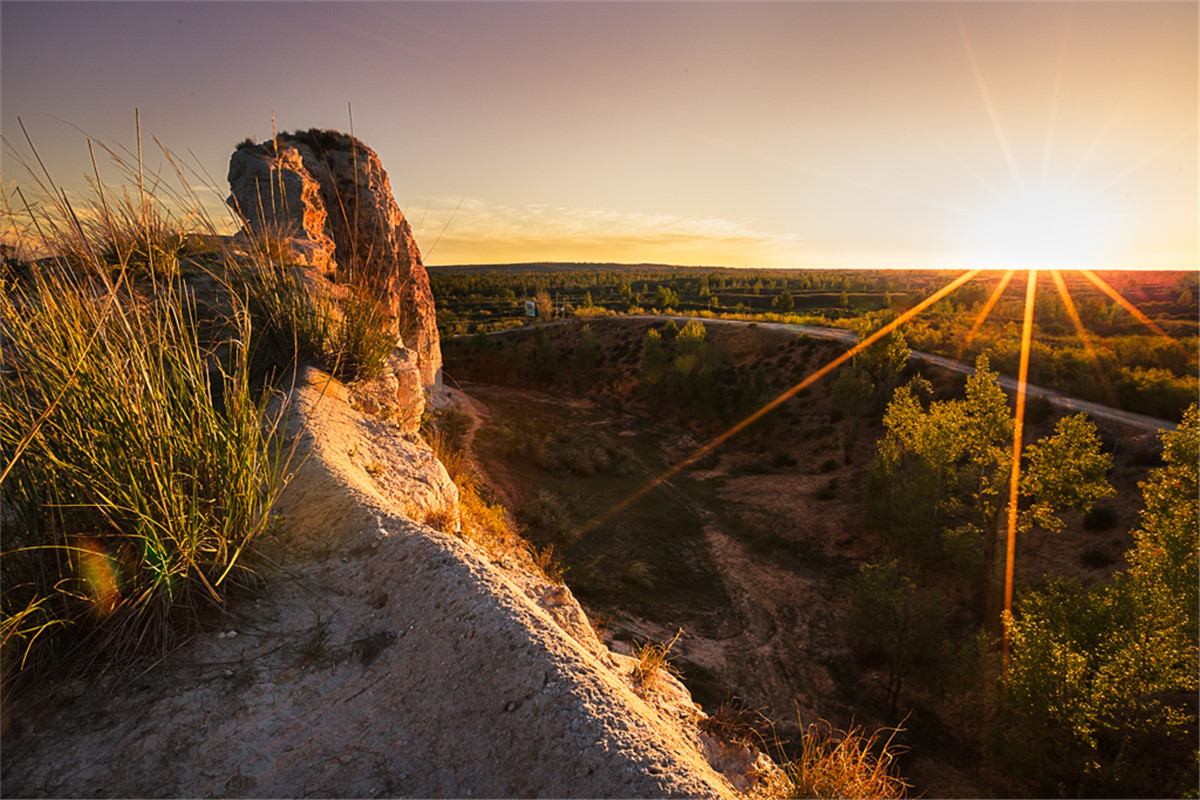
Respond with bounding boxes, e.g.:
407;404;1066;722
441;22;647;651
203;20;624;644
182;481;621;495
228;130;442;392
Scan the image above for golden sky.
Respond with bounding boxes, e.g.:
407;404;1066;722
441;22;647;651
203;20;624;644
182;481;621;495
3;2;1195;270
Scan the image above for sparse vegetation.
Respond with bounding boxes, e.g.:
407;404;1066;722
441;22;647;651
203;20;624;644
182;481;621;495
780;719;909;799
630;629;682;691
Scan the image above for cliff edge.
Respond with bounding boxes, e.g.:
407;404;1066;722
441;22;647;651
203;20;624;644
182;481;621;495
0;133;767;798
1;366;761;797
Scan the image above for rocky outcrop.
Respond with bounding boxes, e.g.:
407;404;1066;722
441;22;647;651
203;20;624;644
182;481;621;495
226;138;336;273
228;131;442;392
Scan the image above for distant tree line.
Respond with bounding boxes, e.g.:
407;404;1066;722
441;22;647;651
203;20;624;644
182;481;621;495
432;266;1198;422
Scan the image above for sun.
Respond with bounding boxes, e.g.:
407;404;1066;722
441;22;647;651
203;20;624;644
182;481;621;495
968;187;1115;270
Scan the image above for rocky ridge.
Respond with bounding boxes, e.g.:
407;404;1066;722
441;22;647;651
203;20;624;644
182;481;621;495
1;367;767;798
0;136;769;798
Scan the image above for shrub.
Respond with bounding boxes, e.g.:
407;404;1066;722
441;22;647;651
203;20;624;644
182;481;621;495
814;479;838;501
621;560;656;590
844;560;945;715
519;489;575;542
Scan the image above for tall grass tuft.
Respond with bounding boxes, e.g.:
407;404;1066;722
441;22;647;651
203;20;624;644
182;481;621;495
781;719;909;799
327;284;396;382
226;231;395;384
92;188;189;282
1;264;284;673
226;230;334;374
1;119;416;680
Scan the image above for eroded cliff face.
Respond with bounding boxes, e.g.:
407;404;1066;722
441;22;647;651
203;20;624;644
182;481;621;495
227;130;442;392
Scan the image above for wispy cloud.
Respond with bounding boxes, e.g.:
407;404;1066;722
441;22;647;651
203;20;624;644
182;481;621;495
410;197;807;267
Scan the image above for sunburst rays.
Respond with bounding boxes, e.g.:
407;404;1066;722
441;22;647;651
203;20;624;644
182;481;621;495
568;264;1182;666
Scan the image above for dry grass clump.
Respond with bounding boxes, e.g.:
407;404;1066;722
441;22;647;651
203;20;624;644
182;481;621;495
781;719;909;799
424;408;568;584
699;698;767;747
630;629;682;691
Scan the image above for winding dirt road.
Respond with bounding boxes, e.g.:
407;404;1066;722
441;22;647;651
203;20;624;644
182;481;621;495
488;315;1178;434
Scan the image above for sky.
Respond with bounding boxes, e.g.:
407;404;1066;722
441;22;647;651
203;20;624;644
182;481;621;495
2;1;1196;270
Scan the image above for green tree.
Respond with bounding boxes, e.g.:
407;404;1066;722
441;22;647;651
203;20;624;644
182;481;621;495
654;285;679;309
850;313;909;412
1003;406;1198;796
773;290;794;312
639;328;668;389
667;320;719;416
1127;403;1198;625
870;357;1114;607
570;325;603;390
675;319;707;358
831;366;872;464
845;559;946;716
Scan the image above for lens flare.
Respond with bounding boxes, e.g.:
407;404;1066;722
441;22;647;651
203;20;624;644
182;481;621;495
1079;269;1171;339
1048;268;1115;406
958;269;1016;360
575;269;983;538
77;537;121;617
1001;269;1038;664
